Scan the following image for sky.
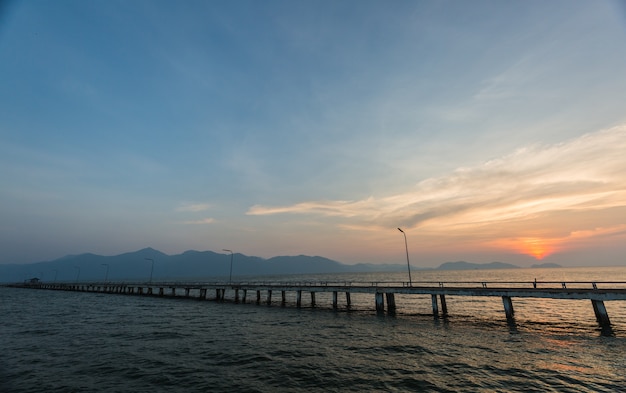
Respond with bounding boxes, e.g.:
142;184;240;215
1;0;626;267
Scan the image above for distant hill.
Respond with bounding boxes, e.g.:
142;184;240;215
0;248;409;283
530;263;562;268
437;261;519;270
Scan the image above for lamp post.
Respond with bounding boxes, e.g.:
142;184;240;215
144;258;154;283
223;249;233;284
74;266;81;283
397;228;412;286
101;263;109;282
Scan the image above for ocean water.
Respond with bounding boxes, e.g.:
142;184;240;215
2;267;626;392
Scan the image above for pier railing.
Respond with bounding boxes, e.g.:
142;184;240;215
15;279;626;289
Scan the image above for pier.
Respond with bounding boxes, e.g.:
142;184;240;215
5;280;626;334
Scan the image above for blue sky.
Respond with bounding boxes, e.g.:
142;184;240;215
1;0;626;267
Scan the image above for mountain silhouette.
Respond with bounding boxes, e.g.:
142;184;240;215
0;248;407;283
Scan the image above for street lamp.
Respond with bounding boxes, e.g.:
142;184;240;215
144;258;154;283
223;249;233;284
397;228;412;286
74;266;81;283
101;264;109;282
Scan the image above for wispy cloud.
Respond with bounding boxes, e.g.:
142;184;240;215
247;125;626;257
181;218;216;225
176;202;212;212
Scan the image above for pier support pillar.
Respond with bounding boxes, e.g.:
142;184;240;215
375;292;385;313
346;292;351;308
440;295;448;316
147;287;153;295
296;290;302;308
386;293;396;313
281;291;286;306
215;289;221;301
502;296;515;320
256;290;261;304
235;289;239;303
159;288;164;296
242;289;247;303
310;292;316;307
171;287;176;297
199;288;207;300
267;290;272;305
591;299;611;328
185;288;190;297
332;291;338;309
431;294;439;318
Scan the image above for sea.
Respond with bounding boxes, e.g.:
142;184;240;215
2;267;626;392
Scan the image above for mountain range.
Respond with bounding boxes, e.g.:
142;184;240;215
0;248;560;283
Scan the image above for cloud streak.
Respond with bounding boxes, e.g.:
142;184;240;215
176;202;212;212
181;218;216;225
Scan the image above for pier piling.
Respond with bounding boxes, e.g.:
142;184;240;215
591;299;611;328
431;294;439;318
386;293;396;313
375;292;384;313
439;295;448;316
502;296;515;321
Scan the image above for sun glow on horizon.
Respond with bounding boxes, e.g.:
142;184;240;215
490;237;558;260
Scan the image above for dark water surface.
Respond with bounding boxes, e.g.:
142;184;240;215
2;268;626;392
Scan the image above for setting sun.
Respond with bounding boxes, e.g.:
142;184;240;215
519;238;554;259
490;237;558;260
